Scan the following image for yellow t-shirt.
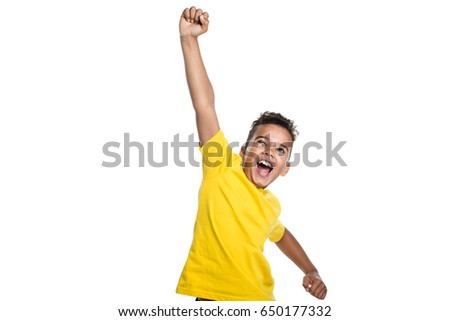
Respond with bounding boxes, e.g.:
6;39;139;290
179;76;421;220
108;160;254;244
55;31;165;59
176;130;285;301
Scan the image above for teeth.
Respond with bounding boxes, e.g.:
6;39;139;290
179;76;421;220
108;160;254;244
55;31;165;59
259;160;273;168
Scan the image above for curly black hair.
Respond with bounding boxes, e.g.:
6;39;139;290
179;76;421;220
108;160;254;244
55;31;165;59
245;111;298;147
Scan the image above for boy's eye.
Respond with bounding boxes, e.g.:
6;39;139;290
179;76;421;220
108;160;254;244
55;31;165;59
276;148;286;155
257;140;267;146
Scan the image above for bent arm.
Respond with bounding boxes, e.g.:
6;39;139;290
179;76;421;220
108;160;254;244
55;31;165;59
276;227;327;299
276;227;318;274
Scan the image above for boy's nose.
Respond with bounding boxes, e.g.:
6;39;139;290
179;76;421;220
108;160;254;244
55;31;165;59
263;149;274;159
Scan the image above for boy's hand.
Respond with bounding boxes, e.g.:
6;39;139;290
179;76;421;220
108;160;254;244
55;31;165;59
303;271;327;300
180;6;209;37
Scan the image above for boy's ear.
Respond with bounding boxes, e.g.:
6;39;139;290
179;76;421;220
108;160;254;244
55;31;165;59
280;161;290;177
239;145;246;159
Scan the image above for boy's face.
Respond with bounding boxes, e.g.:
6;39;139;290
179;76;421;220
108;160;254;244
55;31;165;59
240;124;293;189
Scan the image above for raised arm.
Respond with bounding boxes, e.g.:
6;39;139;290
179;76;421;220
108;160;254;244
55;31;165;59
276;228;327;299
179;6;219;146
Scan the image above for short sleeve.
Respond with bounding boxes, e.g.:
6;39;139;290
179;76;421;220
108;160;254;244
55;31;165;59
199;130;234;177
268;220;285;242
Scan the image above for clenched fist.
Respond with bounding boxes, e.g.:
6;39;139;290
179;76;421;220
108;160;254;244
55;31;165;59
303;271;327;300
180;6;209;37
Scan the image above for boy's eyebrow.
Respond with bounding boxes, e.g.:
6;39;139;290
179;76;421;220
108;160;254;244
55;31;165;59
253;136;292;149
279;143;289;150
253;135;269;141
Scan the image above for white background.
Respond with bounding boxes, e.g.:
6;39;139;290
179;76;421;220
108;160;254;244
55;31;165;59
1;0;449;320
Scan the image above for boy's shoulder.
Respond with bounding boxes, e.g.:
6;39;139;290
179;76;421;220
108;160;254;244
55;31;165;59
200;129;241;173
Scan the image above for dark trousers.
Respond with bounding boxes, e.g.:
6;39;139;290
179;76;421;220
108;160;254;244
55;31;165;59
195;297;214;301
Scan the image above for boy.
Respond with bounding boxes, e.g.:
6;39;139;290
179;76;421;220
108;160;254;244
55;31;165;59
176;6;327;301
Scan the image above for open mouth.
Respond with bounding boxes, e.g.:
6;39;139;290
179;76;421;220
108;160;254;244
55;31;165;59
256;160;273;177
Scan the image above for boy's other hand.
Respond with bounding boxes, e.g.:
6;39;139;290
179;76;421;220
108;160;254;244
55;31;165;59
303;271;327;300
180;6;209;37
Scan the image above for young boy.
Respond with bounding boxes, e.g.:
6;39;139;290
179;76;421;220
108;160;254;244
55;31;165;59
176;6;327;301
